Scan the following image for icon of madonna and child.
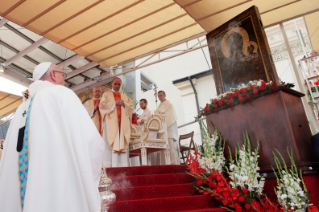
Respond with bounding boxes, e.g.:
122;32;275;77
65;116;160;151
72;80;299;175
211;17;268;92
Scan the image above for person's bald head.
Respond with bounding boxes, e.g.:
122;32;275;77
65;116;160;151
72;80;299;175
40;64;66;86
93;86;102;98
112;77;122;92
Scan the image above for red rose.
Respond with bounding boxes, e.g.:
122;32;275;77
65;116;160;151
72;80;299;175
249;85;254;90
234;89;239;94
223;192;230;198
213;99;217;104
239;97;244;102
218;181;225;187
199;168;205;173
229;98;234;104
227;93;233;98
203;192;208;195
232;188;239;194
309;206;319;212
238;196;245;202
259;85;265;91
217;187;223;193
245;204;251;209
218;100;223;106
246;94;251;99
203;103;210;112
261;80;266;86
224;100;228;104
197;180;203;186
240;88;247;93
228;197;233;202
213;104;217;108
236;206;242;212
272;80;276;85
243;188;248;193
253;89;258;94
252;200;260;209
222;200;228;205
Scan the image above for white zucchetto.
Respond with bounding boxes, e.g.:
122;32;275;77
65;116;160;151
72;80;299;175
33;62;52;81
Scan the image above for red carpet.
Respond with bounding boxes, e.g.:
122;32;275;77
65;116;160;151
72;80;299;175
106;165;319;212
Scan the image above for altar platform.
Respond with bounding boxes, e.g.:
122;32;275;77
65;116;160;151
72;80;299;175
106;165;319;212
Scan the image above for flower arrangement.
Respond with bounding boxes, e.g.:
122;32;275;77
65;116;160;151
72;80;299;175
187;132;279;212
198;124;226;173
201;80;295;115
187;129;318;212
227;133;265;197
273;149;310;212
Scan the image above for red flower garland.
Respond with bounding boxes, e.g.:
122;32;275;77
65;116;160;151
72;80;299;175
201;80;286;114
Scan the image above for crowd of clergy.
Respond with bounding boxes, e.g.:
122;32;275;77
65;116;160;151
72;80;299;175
84;82;180;167
0;62;180;212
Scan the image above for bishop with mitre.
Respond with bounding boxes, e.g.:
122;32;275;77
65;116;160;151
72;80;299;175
0;62;105;212
155;90;180;165
100;77;133;167
83;86;103;135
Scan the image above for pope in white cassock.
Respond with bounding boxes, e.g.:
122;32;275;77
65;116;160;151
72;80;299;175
154;91;180;165
0;62;105;212
99;77;133;167
83;86;103;135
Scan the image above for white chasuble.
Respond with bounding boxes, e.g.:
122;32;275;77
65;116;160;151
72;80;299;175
154;100;180;165
0;81;105;212
83;98;102;135
99;91;133;167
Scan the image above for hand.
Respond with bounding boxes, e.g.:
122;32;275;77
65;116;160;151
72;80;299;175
116;99;124;106
94;102;100;110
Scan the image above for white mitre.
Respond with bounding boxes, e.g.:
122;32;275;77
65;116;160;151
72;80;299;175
33;62;52;81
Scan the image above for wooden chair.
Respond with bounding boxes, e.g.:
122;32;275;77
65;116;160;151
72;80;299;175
179;131;196;164
129;112;171;166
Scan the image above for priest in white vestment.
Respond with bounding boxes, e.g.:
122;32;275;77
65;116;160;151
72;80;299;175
83;86;103;135
100;77;133;167
138;98;153;132
0;62;105;212
154;91;180;165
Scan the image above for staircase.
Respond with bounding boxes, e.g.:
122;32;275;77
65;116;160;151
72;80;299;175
106;165;225;212
106;165;319;212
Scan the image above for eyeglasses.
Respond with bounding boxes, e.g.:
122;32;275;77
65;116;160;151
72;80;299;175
54;70;67;79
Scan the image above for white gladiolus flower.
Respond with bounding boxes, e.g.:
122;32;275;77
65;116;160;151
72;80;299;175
280;194;288;199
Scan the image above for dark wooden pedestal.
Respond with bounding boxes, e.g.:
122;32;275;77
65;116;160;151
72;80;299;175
205;86;319;172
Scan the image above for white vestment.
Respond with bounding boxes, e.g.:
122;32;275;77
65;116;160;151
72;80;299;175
99;90;133;168
0;81;105;212
154;100;180;165
83;98;102;135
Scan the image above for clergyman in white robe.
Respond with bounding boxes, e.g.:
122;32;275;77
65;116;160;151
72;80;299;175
0;62;105;212
99;78;133;167
155;99;180;165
